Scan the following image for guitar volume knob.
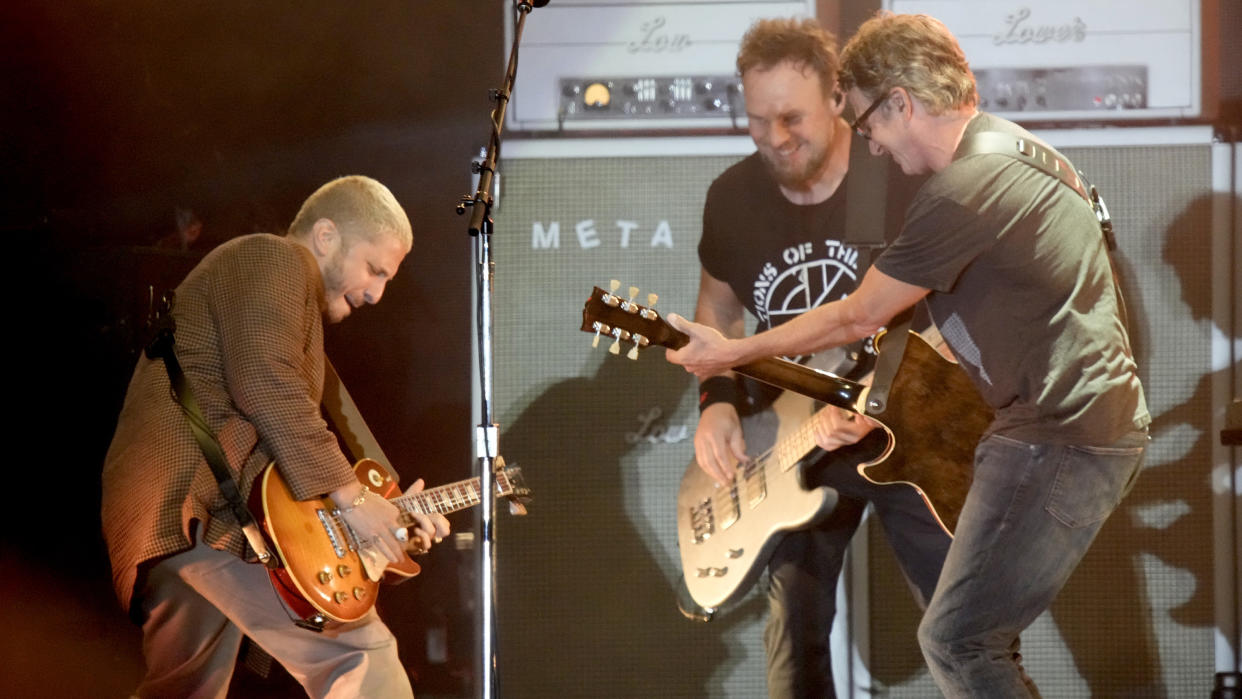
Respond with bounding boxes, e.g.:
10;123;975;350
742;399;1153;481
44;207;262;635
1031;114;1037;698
337;565;352;577
353;587;368;600
333;591;349;604
317;570;333;584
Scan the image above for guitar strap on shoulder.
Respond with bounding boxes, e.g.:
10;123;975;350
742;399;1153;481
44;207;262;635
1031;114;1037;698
846;128;906;416
956;131;1130;330
844;130;890;249
144;291;278;569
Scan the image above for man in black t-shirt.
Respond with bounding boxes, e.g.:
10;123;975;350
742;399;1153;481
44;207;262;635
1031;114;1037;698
690;18;949;698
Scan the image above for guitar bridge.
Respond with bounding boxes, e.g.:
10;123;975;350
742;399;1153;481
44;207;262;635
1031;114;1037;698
317;508;349;559
689;498;714;543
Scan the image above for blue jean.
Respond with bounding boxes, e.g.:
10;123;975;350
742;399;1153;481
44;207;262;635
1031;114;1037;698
918;430;1148;697
766;459;952;699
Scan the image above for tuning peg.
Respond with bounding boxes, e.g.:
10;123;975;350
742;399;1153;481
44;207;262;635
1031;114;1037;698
626;342;640;360
609;336;621;355
626;286;641;313
609;279;621;293
641;292;661;320
618;285;642;314
590;321;609;349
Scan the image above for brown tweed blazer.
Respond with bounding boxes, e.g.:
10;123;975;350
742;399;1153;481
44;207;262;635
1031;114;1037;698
102;234;357;613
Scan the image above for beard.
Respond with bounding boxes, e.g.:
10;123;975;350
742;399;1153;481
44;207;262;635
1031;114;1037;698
758;138;830;190
322;244;346;297
320;243;350;323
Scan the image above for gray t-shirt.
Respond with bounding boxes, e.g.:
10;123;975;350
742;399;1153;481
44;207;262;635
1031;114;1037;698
875;113;1149;445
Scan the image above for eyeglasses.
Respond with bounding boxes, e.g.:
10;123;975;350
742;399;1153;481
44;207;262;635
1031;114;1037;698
850;90;892;140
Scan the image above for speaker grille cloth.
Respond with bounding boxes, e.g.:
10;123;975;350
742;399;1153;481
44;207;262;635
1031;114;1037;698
493;143;1221;697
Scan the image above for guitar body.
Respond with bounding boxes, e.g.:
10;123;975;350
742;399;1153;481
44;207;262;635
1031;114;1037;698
857;330;992;536
675;333;990;612
259;460;419;624
258;459;531;626
677;391;839;612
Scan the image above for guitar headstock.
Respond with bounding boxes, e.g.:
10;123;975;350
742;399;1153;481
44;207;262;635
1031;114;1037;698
580;280;689;360
495;464;533;516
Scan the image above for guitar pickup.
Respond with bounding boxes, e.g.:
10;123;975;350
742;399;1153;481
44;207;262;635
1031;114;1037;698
717;485;740;531
740;460;767;509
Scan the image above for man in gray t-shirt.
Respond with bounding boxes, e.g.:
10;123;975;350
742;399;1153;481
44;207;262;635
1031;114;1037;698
666;12;1148;697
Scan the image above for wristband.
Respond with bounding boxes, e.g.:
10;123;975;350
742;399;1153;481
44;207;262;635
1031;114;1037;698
698;375;741;413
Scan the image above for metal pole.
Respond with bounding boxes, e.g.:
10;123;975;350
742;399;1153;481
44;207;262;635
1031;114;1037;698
457;3;540;696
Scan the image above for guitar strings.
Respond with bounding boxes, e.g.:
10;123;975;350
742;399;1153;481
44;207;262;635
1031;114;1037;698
702;408;826;518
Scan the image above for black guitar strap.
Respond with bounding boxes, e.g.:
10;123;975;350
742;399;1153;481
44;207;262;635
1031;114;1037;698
844;129;889;249
842;133;918;416
844;130;909;415
144;291;278;569
863;307;913;416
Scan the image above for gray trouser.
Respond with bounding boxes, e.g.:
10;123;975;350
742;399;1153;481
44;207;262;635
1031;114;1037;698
134;538;413;699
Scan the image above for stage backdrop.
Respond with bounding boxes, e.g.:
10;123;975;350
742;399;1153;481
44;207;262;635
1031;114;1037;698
489;129;1232;698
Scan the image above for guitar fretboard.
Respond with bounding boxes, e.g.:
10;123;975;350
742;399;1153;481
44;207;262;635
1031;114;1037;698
767;416;822;475
392;474;516;516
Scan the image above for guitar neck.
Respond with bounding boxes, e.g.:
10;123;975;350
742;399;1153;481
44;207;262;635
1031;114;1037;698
391;474;511;517
664;327;864;411
580;285;865;410
732;358;863;411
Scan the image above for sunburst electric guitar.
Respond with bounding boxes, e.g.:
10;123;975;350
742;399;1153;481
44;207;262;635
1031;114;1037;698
580;284;991;613
256;459;530;626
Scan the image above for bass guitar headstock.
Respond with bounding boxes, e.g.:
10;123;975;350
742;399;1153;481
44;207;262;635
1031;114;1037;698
580;280;689;359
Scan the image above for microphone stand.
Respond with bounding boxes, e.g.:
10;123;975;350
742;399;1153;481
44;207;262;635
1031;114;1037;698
456;2;541;696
